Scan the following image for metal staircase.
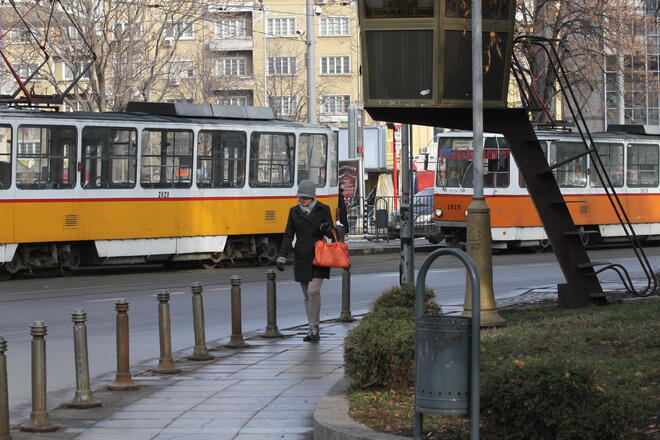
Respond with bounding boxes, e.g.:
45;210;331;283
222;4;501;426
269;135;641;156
511;35;657;300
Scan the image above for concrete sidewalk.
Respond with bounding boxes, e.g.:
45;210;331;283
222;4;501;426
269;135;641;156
10;320;356;440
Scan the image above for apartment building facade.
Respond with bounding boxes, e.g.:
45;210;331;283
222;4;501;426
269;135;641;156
0;0;361;124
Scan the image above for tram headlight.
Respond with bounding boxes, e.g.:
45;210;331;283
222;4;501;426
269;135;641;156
435;208;443;217
465;210;469;217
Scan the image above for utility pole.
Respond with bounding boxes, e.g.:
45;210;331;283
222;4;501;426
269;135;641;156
463;0;505;326
400;124;414;285
306;0;317;123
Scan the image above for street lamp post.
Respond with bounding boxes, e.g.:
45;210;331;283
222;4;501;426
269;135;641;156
306;0;317;123
464;0;506;327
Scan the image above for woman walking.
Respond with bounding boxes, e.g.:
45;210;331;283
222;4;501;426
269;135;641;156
276;180;334;342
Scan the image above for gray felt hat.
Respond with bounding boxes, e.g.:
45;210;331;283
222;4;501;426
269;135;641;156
297;180;316;198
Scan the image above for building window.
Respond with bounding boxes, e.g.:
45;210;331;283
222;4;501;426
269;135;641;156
218;96;248;106
249;132;295;187
17;63;40;80
11;28;39;43
16;125;77;189
82;127;137;189
197;131;246;188
217;57;247;76
112;22;142;41
267;17;296;37
321;95;350;114
216;18;247;38
68;26;80;40
298;134;327;186
140;129;193;188
627;143;659;187
63;101;84;112
269;96;297;116
320;56;350;75
0;126;11;190
62;62;91;81
267;56;296;75
165;21;194;40
167;60;194;85
319;17;349;36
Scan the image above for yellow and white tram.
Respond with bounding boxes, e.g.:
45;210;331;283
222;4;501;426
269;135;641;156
432;128;660;248
0;103;338;278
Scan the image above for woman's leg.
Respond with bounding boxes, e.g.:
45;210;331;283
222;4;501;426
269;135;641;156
307;278;324;328
299;281;311;324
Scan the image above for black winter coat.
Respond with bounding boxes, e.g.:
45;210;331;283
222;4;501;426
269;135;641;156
278;201;334;283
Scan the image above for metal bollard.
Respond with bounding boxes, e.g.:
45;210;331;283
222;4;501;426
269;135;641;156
261;270;283;338
225;275;249;348
0;337;10;440
107;300;139;391
339;267;354;322
188;283;214;361
66;310;102;409
20;322;59;432
152;291;182;374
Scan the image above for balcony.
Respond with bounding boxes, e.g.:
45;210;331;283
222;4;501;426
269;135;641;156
208;38;254;52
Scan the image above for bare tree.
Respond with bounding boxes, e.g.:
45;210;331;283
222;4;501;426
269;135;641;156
2;0;224;111
515;0;651;122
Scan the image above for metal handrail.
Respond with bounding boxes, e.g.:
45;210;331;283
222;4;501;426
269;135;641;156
414;248;481;440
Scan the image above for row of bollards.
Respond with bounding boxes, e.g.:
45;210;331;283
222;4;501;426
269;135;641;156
0;267;353;436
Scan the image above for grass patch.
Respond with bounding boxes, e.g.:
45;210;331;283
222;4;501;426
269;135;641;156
348;300;660;439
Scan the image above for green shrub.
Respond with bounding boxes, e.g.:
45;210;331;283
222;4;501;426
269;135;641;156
371;283;434;313
481;359;637;440
344;306;415;389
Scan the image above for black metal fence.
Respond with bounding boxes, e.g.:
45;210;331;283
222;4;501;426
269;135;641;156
344;195;440;239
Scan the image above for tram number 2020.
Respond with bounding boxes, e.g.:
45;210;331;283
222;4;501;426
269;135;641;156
158;191;170;199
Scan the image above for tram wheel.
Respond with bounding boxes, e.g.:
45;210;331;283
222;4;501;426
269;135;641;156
202;262;218;270
532;239;551;254
258;241;278;266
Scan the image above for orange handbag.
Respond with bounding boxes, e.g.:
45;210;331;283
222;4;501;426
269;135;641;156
313;230;350;269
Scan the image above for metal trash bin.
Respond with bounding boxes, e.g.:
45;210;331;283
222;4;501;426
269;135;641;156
414;247;480;440
416;315;471;415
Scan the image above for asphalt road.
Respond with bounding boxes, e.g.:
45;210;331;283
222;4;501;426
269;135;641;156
1;244;659;424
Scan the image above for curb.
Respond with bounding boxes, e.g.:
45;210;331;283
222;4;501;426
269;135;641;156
313;378;406;440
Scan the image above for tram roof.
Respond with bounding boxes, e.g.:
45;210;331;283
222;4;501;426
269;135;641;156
0;106;321;129
435;128;660;141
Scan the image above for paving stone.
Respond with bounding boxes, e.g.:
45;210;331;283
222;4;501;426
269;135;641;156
74;428;161;440
106;410;184;420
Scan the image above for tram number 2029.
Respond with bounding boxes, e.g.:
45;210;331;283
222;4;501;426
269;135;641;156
158;191;170;199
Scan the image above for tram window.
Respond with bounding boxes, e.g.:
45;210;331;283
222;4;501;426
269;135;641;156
0;126;11;190
82;127;137;189
329;130;338;187
627;143;659;187
365;0;434;18
484;137;509;188
141;129;193;188
298;134;327;186
551;142;587;188
436;137;473;188
591;143;624;188
16;126;77;189
197;130;246;188
249;132;295;187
